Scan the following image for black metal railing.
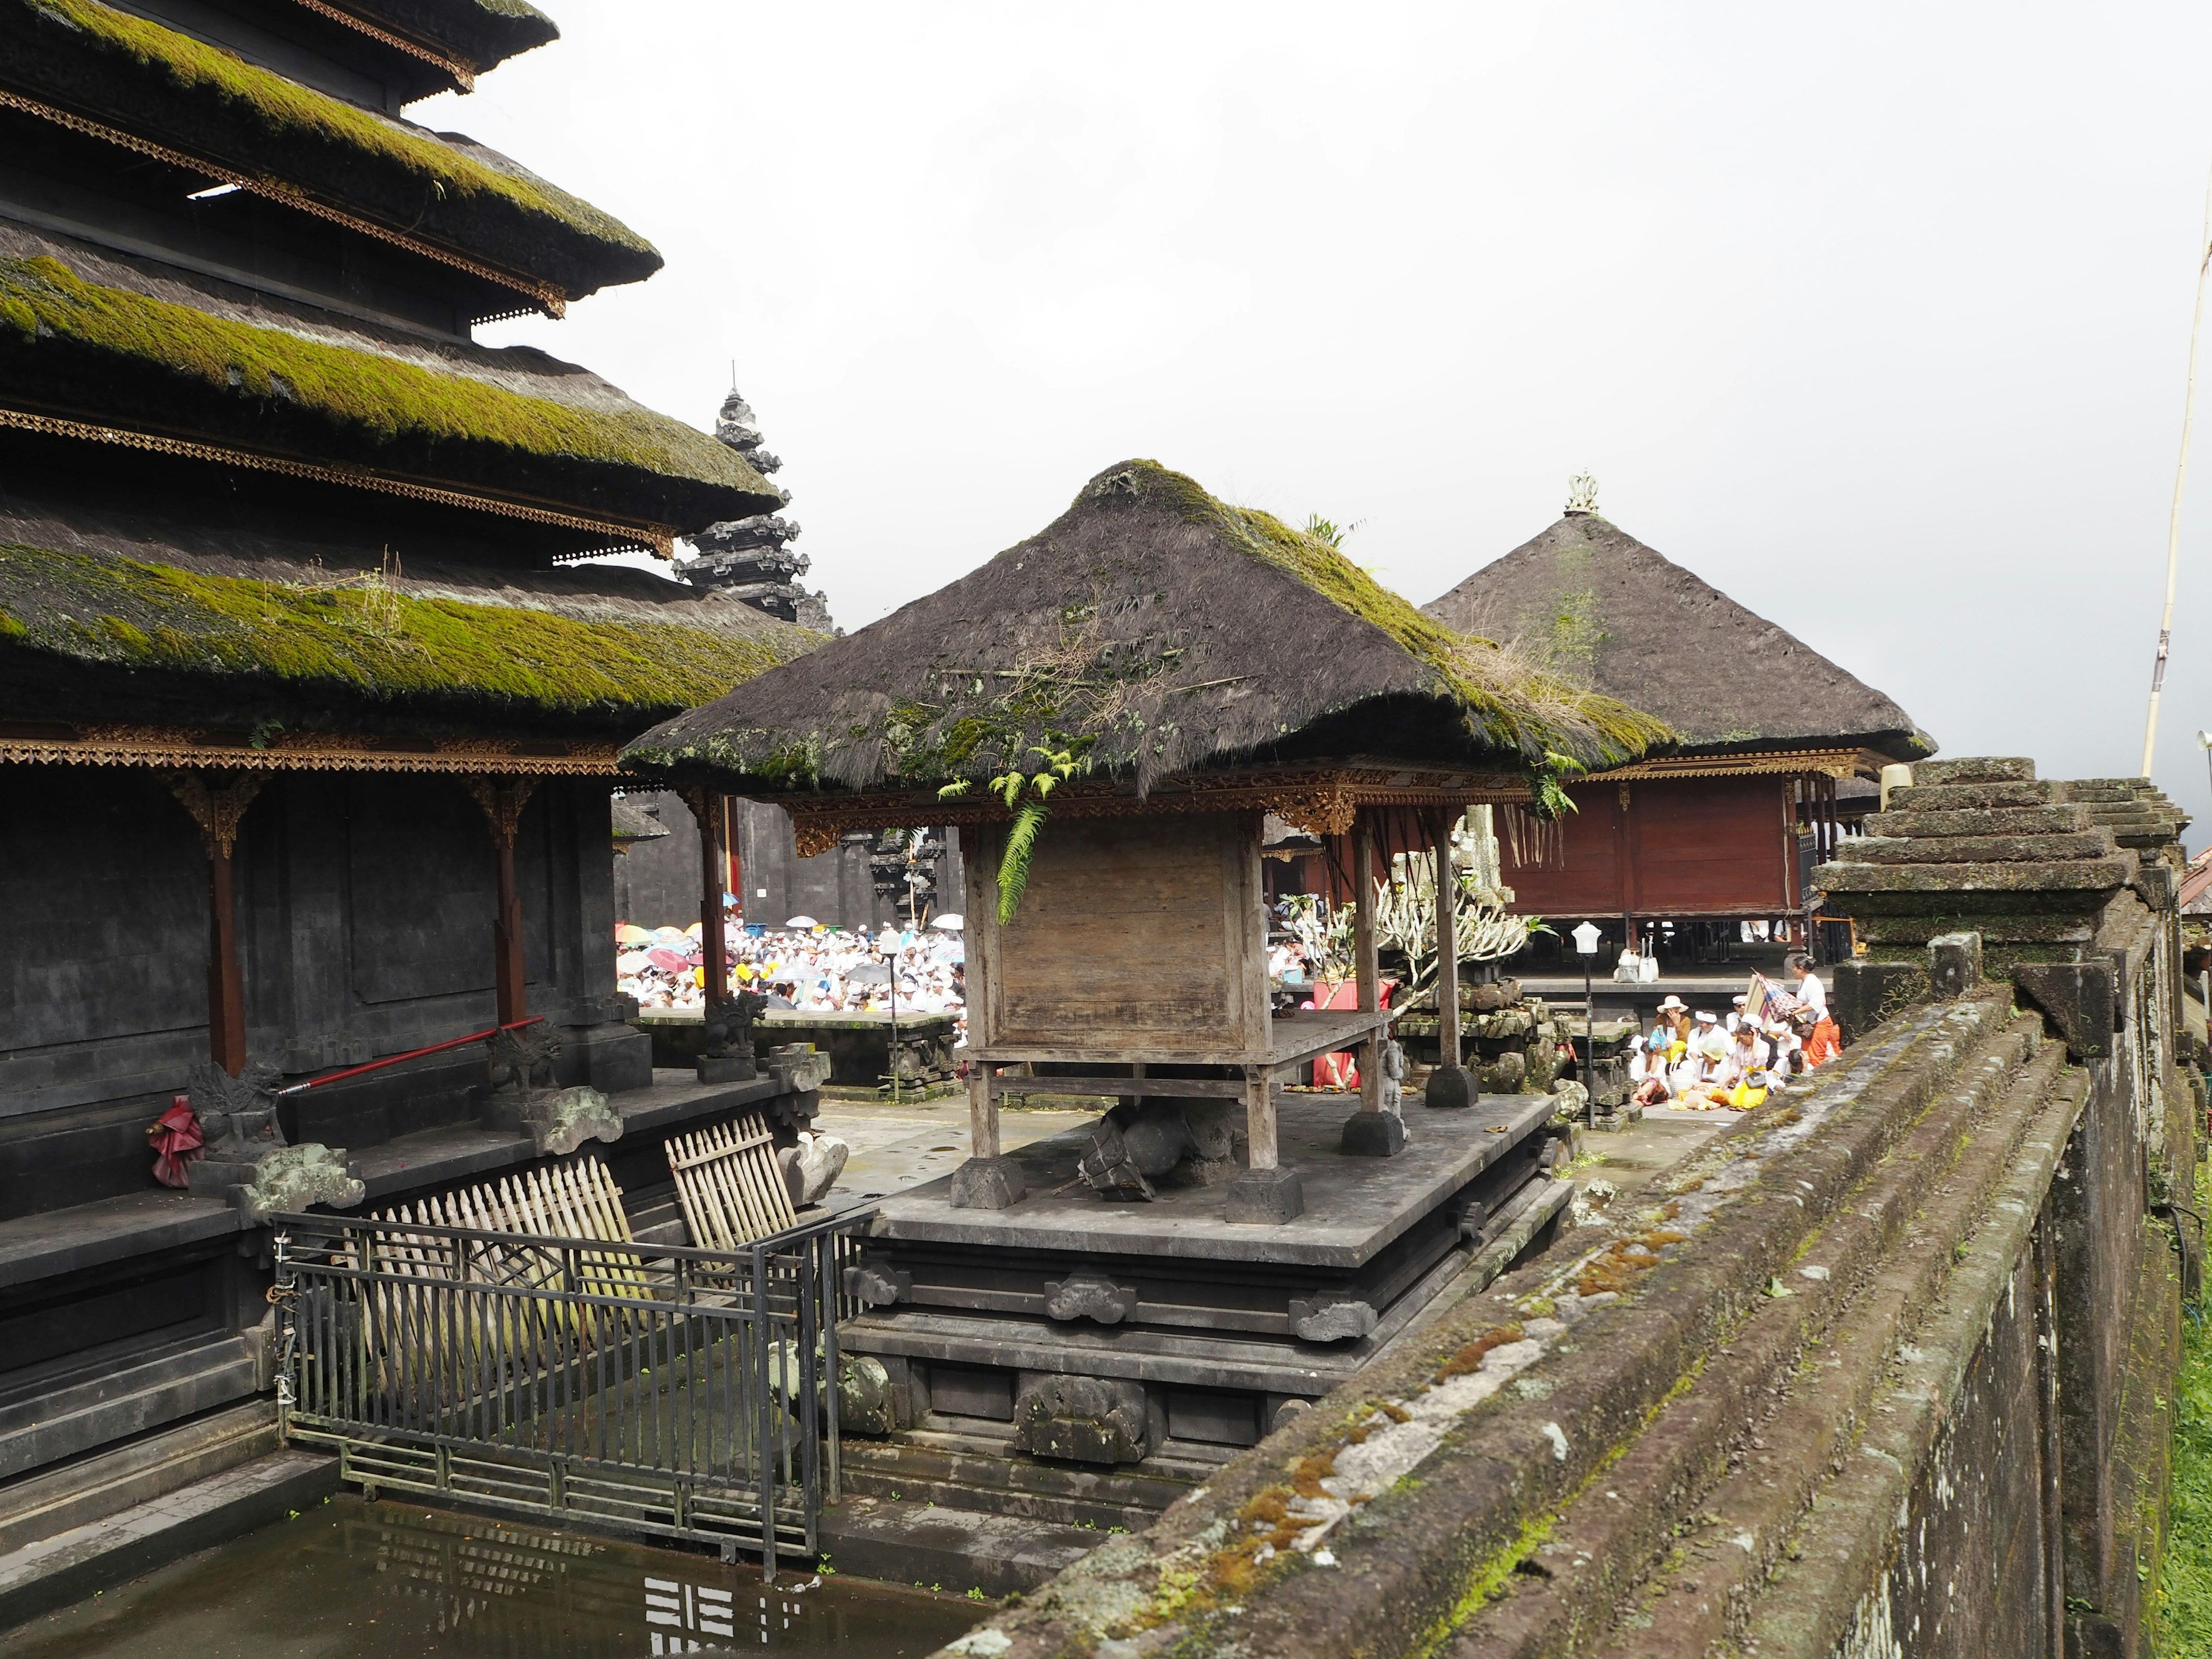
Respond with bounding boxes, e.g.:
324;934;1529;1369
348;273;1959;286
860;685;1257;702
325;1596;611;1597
270;1206;873;1578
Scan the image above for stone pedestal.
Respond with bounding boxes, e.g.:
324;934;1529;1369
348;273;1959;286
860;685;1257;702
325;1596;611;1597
949;1155;1027;1210
1424;1063;1474;1109
1224;1165;1304;1224
1340;1111;1407;1157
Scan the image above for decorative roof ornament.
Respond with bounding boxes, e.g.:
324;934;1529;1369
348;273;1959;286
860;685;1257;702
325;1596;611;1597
1564;471;1600;516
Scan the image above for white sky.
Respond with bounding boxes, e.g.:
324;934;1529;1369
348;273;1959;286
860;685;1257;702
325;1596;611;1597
419;2;2212;819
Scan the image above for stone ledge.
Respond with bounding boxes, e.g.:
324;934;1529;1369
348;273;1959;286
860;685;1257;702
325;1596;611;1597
1863;805;2092;838
1913;756;2036;785
1843;831;2117;865
1887;782;2054;812
1812;856;2133;893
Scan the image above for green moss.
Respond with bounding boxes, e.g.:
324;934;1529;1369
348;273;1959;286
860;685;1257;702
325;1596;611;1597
19;0;650;264
0;255;767;497
2154;1158;2212;1649
1126;461;1672;767
0;543;815;715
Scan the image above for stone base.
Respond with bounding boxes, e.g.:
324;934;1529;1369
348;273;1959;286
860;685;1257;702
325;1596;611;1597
696;1052;758;1085
1339;1110;1408;1157
1224;1165;1305;1225
949;1156;1028;1210
1425;1063;1475;1110
1592;1104;1643;1133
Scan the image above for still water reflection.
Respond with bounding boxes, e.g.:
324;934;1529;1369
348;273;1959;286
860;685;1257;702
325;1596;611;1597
0;1496;980;1658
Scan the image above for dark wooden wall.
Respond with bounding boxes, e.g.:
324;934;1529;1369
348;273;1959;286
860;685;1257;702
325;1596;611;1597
1499;775;1799;921
0;767;627;1217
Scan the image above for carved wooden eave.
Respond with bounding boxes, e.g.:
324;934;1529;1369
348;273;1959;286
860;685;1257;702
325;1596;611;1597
0;722;623;776
0;405;676;559
1585;746;1888;783
776;766;1535;857
0;88;560;317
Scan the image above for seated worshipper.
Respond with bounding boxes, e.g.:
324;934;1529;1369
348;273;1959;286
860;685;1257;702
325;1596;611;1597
1627;1022;1672;1085
1655;995;1692;1060
1726;994;1751;1034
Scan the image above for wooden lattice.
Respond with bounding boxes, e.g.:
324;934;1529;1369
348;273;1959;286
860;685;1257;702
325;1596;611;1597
665;1114;796;1251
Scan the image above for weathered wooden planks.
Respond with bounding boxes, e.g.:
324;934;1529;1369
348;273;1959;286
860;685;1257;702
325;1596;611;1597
664;1113;797;1251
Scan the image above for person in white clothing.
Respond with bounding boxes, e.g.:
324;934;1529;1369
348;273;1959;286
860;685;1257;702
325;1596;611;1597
1789;954;1827;1017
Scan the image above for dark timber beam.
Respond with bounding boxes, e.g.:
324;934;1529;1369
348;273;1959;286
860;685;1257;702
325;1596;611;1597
165;770;263;1076
677;786;731;1014
465;777;537;1027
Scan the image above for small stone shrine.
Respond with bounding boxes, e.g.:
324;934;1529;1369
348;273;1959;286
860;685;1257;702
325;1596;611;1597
677;388;835;631
627;461;1667;1484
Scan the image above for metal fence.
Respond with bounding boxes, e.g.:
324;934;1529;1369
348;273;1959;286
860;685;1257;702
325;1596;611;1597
270;1205;872;1578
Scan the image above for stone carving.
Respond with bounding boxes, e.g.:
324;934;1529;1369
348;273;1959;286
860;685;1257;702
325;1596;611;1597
1079;1118;1155;1200
187;1059;285;1160
839;1355;897;1435
1079;1100;1246;1200
1290;1295;1380;1343
1044;1272;1139;1324
699;987;764;1084
766;1042;831;1094
487;1024;562;1094
777;1130;849;1207
520;1085;623;1157
844;1262;911;1308
234;1142;363;1225
1010;1373;1160;1465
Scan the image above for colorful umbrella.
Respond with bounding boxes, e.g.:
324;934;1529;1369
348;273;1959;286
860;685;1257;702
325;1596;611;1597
616;924;651;944
646;947;691;972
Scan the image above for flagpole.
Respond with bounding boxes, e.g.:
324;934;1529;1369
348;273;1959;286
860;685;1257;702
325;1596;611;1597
2141;156;2212;778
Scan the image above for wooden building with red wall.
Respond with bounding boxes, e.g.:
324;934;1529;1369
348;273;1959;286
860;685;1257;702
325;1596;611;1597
1422;509;1934;948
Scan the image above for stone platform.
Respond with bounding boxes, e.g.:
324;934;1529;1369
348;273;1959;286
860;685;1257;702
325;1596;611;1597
838;1093;1569;1462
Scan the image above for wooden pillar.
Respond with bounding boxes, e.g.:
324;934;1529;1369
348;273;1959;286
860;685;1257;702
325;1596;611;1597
465;777;537;1027
1244;1067;1279;1169
1354;813;1383;1113
167;771;263;1076
969;1065;1001;1160
1435;809;1461;1070
679;786;731;1011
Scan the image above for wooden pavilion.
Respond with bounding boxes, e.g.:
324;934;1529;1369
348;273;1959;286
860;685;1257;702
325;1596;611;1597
1422;507;1934;956
0;0;821;1483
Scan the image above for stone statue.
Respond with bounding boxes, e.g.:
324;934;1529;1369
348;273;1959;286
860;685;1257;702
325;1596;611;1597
186;1059;285;1160
699;986;765;1083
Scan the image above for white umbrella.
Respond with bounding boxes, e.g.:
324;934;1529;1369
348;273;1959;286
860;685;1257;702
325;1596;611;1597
930;913;964;931
785;915;819;929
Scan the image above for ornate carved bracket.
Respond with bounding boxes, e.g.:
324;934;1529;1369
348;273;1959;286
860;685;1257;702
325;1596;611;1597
165;771;264;860
464;777;540;848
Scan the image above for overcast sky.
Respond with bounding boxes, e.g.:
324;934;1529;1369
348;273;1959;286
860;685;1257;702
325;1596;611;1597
421;2;2212;819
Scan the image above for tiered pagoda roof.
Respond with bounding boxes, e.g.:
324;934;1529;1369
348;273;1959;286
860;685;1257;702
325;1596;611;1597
0;0;818;774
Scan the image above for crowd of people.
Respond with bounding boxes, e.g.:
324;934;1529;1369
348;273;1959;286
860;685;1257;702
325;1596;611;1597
1626;955;1842;1113
616;911;967;1034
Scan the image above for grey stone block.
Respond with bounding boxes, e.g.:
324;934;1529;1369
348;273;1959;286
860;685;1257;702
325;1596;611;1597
1424;1063;1475;1109
1927;932;1983;999
1835;960;1930;1045
949;1156;1027;1210
1290;1296;1378;1342
1912;756;2036;786
2013;962;2118;1059
696;1052;757;1084
1340;1110;1408;1157
1043;1272;1139;1324
1224;1165;1304;1224
1010;1373;1158;1464
843;1262;910;1308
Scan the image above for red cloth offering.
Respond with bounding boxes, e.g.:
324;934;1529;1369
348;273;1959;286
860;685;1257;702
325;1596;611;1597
1305;978;1394;1089
149;1097;204;1189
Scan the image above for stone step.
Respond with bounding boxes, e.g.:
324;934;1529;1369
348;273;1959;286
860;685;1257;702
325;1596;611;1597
815;1495;1099;1597
1842;831;2118;865
0;1400;278;1559
1885;781;2055;812
1863;805;2091;839
1911;756;2036;786
0;1330;264;1482
0;1448;335;1632
839;1464;1165;1532
1812;855;2134;895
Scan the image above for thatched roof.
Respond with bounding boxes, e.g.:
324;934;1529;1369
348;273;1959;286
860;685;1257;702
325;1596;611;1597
0;490;820;736
0;226;781;539
0;0;654;300
1422;514;1933;763
624;460;1672;797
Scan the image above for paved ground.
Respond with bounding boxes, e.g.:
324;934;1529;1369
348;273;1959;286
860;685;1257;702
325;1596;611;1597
1571;1104;1740;1207
814;1097;1095;1207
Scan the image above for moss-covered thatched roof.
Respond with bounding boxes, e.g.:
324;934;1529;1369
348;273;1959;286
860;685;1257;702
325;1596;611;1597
1422;514;1935;763
624;460;1673;796
1;0;654;300
0;236;782;535
0;500;821;731
341;0;560;74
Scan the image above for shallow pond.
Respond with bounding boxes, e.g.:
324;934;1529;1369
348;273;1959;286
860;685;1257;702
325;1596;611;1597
0;1495;982;1658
